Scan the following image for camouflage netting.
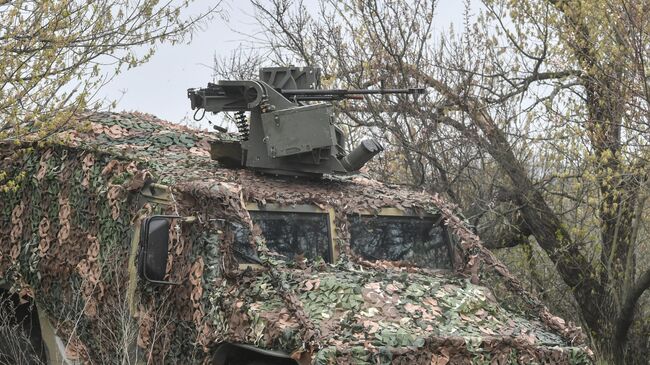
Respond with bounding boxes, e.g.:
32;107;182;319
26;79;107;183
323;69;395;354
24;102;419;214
0;112;593;364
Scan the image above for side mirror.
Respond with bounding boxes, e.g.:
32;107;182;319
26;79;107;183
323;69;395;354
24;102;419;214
137;215;180;285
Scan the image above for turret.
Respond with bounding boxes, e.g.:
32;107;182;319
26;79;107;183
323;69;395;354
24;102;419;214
187;66;423;176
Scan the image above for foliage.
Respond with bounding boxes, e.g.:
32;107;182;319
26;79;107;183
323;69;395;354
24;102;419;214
0;0;220;145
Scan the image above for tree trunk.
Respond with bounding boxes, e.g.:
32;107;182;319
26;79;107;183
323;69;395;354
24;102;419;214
421;75;627;362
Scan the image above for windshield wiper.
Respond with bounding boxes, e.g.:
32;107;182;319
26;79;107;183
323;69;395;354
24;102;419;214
233;248;264;265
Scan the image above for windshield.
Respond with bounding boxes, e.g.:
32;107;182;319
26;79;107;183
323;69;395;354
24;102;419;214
233;210;332;263
348;215;452;269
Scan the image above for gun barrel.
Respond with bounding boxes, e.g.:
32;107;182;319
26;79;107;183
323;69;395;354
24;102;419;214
281;88;425;96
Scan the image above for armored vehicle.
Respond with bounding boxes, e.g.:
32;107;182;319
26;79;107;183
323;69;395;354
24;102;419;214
0;67;592;364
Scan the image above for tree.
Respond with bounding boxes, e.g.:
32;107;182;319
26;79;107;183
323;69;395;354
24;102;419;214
0;0;221;145
227;0;650;362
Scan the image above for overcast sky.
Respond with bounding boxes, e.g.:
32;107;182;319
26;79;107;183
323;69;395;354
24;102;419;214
98;0;472;126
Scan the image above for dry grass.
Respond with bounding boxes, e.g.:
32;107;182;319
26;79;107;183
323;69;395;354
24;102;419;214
0;294;45;365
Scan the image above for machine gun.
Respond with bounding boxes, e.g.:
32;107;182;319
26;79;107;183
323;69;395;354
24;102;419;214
188;66;424;176
277;88;424;102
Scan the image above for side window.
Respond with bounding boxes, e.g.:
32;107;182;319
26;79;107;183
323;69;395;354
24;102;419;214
233;210;332;263
348;215;452;269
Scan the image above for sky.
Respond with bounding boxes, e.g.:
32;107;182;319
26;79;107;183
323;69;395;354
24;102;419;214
97;0;472;127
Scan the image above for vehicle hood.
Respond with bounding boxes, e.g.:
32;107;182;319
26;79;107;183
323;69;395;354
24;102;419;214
206;260;592;364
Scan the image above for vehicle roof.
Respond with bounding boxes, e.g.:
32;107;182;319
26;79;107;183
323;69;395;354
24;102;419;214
62;111;444;214
61;112;438;210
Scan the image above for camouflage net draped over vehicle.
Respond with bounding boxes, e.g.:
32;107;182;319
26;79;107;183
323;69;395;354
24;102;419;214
0;112;592;364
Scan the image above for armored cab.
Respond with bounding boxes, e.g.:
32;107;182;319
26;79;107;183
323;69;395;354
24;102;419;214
0;68;593;364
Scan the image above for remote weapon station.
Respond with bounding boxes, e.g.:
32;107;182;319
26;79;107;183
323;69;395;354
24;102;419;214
188;66;424;176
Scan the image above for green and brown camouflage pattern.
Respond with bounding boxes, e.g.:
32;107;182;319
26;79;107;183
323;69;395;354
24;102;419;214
0;112;592;364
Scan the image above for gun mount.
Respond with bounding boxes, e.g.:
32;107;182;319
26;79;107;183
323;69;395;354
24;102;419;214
188;66;424;176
